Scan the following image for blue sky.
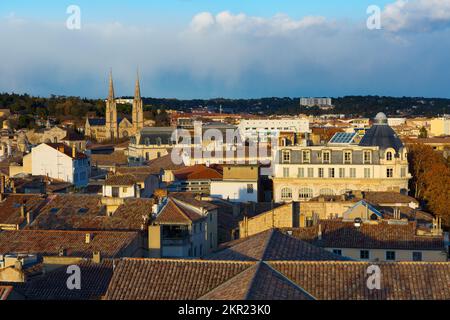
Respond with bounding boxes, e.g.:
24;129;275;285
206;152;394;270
1;0;450;99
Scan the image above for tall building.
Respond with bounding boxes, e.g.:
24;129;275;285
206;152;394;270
85;72;145;142
272;113;411;202
300;97;333;107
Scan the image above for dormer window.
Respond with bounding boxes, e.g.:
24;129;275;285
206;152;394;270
386;151;393;161
282;150;291;164
323;151;331;164
363;151;372;164
344;151;352;164
302;150;311;164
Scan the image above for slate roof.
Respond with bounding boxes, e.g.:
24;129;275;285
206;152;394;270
283;220;445;250
359;123;404;152
206;229;347;261
87;118;106;126
0;229;138;258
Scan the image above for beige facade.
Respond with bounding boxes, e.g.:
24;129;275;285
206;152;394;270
430;117;450;137
324;247;447;262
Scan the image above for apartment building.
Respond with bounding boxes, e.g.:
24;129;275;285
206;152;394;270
273;113;411;202
238;118;310;143
31;143;90;187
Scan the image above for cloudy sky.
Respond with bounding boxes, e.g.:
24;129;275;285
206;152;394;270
1;0;450;99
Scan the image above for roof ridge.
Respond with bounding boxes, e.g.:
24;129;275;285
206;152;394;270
122;257;256;265
260;228;276;261
197;263;259;300
262;261;317;300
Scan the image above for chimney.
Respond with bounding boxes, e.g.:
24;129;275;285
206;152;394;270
72;145;76;158
317;224;322;240
92;251;101;263
85;233;93;244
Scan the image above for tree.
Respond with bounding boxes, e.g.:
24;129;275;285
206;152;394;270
418;126;428;138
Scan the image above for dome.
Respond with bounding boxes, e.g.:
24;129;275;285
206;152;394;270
374;112;388;125
359;114;403;152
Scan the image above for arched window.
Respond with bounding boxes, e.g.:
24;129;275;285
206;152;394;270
319;188;335;196
386;151;393;161
281;187;292;200
298;188;313;200
144;138;150;146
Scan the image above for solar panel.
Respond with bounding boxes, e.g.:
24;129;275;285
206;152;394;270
329;132;356;144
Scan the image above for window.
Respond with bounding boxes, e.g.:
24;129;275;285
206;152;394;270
299;188;313;200
386;151;393;161
282;150;291;163
302;150;311;163
339;168;345;178
344;151;352;164
412;252;422;262
333;249;342;256
386;251;396;261
387;168;394;178
210;232;213;249
328;168;335;178
360;250;370;260
320;188;334;196
318;168;324;178
112;187;120;197
350;168;356;178
281;187;292;200
364;168;371;178
363;151;372;164
323;151;331;164
247;184;254;194
123;187;128;193
283;167;290;178
401;167;406;178
298;168;304;178
307;168;314;178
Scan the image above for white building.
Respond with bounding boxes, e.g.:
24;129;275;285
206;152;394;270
238;118;310;143
31;143;90;187
300;97;332;107
210;164;259;203
272;113;411;202
387;118;407;127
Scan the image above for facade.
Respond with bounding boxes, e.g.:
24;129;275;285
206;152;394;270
273;113;411;202
300;97;333;107
30;143;90;187
238;118;310;143
430;117;450;136
127;127;174;164
85;72;144;142
210;164;260;202
148;195;218;258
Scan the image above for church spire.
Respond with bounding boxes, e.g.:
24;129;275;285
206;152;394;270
134;69;141;100
108;69;115;100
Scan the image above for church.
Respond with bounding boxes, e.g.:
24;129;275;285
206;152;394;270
85;72;145;142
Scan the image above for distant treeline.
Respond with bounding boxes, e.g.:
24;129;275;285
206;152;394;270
1;93;449;129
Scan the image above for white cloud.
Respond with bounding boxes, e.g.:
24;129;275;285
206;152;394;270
383;0;450;32
189;11;328;35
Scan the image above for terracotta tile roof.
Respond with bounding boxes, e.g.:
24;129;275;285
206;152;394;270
91;151;128;167
104;259;253;300
270;261;450;300
154;198;204;224
283;220;445;250
15;259;114;300
27;195;154;231
207;229;347;261
363;192;419;205
168;192;218;211
46;143;87;160
0;229;139;258
105;174;137;186
0;194;48;226
199;262;313;300
173;164;223;180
